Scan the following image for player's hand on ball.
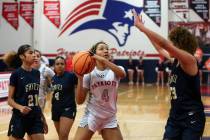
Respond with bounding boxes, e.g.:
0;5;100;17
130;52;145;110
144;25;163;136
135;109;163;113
92;54;106;63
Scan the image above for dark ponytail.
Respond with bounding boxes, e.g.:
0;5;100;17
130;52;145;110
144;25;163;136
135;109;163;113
3;44;31;69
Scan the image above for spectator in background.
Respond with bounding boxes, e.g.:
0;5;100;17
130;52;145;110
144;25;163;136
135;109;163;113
155;57;165;86
136;55;144;85
204;58;210;85
127;55;135;85
205;58;210;70
194;47;204;85
65;52;74;72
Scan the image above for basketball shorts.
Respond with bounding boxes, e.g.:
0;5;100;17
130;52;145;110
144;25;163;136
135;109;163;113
163;111;206;140
8;113;44;138
79;110;118;132
52;106;76;121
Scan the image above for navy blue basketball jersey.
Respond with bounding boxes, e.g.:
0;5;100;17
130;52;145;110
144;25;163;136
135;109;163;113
9;67;41;117
168;59;204;119
51;72;77;108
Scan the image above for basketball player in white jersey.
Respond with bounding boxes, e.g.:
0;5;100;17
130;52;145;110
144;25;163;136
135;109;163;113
32;50;55;111
74;41;126;140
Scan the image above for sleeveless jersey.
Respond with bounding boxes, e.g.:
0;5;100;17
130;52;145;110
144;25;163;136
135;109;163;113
169;59;204;119
51;72;77;108
9;67;41;117
83;66;125;119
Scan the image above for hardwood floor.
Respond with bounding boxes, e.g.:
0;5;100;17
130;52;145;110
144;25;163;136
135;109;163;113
0;83;209;140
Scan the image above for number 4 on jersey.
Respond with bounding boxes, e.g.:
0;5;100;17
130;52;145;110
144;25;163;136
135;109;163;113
101;89;109;102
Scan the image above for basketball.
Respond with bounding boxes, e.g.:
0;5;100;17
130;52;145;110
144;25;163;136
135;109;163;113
72;51;96;76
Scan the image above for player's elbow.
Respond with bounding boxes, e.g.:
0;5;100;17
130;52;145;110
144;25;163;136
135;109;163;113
7;97;13;107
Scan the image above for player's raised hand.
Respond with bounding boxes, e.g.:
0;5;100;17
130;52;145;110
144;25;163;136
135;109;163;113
132;9;144;31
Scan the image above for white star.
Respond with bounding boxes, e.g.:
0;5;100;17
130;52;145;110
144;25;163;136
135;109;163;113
124;9;133;20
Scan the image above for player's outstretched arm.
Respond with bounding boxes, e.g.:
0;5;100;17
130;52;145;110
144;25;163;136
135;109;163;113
132;9;197;75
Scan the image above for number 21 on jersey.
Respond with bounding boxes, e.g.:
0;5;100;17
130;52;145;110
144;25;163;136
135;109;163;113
28;94;38;106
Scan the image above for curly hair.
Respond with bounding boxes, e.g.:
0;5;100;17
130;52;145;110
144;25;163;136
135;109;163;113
90;41;108;54
169;27;198;55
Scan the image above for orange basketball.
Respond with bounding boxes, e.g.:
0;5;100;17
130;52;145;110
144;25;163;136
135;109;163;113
72;51;96;76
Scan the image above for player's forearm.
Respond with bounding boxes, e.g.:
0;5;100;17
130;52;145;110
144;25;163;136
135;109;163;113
8;97;23;110
104;59;126;79
140;25;195;66
76;79;86;104
139;25;172;53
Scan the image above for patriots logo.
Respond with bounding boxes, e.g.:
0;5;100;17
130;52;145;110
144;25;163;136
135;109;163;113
59;0;143;47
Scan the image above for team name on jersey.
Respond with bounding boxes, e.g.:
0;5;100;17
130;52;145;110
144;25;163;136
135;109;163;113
91;80;117;90
168;74;178;84
52;84;63;91
25;83;39;92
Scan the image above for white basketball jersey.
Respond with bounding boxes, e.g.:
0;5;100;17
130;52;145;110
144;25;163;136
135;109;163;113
83;66;124;119
39;64;55;97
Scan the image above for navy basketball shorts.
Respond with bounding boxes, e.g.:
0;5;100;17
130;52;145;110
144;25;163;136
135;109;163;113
52;106;76;121
163;112;206;140
8;113;44;138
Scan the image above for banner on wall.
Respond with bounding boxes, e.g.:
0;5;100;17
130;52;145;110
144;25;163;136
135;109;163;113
189;0;209;22
44;1;60;28
0;73;11;98
20;1;34;28
169;0;189;22
2;2;19;30
143;0;161;26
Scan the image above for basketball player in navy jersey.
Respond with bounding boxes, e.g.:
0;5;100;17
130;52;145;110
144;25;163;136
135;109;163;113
133;10;205;140
7;45;47;140
51;56;77;140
